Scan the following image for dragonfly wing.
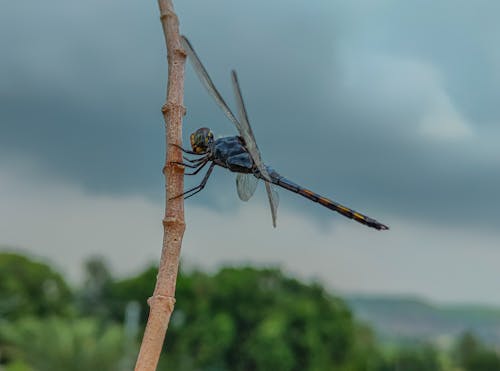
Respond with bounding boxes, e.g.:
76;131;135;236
182;36;279;227
230;71;269;179
231;70;279;227
267;183;279;227
236;173;259;201
181;36;241;129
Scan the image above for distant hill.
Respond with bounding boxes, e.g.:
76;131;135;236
345;295;500;348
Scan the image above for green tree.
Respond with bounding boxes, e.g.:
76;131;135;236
0;317;127;371
78;256;114;319
103;264;404;370
388;345;442;371
455;331;500;371
0;252;72;320
162;266;356;371
107;265;157;324
341;324;388;371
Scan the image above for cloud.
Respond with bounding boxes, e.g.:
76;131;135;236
333;50;474;140
418;96;472;140
1;0;500;230
332;48;473;141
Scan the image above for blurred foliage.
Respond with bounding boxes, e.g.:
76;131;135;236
385;345;441;371
164;267;355;370
107;265;158;325
0;252;73;320
2;251;500;370
78;257;114;319
341;324;390;371
454;331;500;371
0;317;126;371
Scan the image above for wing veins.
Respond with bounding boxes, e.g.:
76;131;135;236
182;36;279;227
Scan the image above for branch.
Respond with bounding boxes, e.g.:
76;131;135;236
134;0;186;370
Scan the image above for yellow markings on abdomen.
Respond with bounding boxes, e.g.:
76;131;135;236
295;183;372;224
337;205;350;213
352;212;366;221
301;189;315;197
318;196;332;206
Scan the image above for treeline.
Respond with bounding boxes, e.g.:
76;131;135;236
0;251;499;371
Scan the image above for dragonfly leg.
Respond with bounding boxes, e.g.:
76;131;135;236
169;143;204;155
170;160;207;169
183;155;208;164
185;160;209;176
169;163;216;201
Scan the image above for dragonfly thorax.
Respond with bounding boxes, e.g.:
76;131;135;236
190;127;214;154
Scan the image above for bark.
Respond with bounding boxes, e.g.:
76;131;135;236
134;0;186;370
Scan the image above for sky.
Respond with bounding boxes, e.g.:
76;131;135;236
1;1;500;305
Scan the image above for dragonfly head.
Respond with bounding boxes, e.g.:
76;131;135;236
190;127;214;154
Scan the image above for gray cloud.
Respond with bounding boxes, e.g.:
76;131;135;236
1;0;499;228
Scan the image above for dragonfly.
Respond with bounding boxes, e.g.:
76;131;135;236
172;36;389;231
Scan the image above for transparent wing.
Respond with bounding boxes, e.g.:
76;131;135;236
268;183;280;226
230;71;267;178
231;70;278;227
236;173;259;201
181;36;278;227
181;36;241;130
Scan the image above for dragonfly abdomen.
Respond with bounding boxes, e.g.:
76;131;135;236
267;170;389;231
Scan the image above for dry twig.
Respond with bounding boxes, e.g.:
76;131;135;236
134;0;186;370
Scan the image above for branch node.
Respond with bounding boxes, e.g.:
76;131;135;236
161;102;186;116
172;163;185;171
175;46;187;58
162;163;184;175
159;9;177;22
162;217;185;227
147;295;176;312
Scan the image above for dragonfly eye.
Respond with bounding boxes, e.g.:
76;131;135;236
190;133;196;150
190;128;212;153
